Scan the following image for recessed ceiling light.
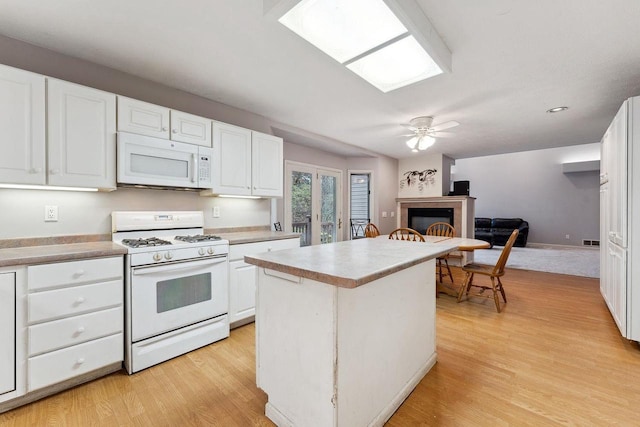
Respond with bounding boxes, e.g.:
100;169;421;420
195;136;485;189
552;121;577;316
546;106;569;113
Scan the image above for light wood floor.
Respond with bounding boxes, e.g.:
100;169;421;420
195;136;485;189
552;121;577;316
2;267;640;426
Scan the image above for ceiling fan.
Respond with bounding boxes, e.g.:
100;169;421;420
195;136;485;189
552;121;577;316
403;116;460;151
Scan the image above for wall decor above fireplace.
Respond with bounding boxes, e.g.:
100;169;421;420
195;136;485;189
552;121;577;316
399;168;437;193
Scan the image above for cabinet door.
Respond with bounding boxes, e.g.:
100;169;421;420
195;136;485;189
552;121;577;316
48;79;116;189
170;110;212;146
117;96;170;139
229;260;257;325
0;272;15;395
0;64;46;185
606;242;627;336
212;121;252;195
605;102;628;247
252;131;283;197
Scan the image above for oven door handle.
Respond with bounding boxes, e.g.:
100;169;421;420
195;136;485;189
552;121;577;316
132;256;227;275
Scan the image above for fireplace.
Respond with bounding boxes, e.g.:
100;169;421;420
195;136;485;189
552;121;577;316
397;196;475;265
408;208;454;234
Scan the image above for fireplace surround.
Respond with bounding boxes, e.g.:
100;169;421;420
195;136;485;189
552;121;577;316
397;196;476;265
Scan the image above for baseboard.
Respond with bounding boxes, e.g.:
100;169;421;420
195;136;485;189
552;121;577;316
526;242;600;250
368;352;438;427
265;401;295;427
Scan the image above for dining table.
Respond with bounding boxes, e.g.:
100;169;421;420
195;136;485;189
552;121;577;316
381;234;491;296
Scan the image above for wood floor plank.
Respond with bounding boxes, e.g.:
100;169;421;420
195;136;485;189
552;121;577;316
2;267;640;426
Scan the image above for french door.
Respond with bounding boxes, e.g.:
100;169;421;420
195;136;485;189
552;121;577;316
285;161;342;246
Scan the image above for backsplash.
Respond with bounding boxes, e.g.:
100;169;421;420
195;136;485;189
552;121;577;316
0;187;270;240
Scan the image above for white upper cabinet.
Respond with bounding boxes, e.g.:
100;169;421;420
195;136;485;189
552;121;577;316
208;121;283;197
211;121;252;195
252;131;283;197
48;79;116;189
117;96;170;139
0;64;46;185
170;110;212;147
117;96;211;146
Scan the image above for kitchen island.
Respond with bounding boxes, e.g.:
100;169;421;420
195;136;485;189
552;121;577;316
244;237;457;427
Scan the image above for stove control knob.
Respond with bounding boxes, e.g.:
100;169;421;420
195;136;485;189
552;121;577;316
207;247;215;255
164;251;173;260
198;248;206;256
153;253;162;262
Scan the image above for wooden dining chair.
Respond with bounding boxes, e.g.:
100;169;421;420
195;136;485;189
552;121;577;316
388;228;425;242
426;222;455;284
364;223;380;238
457;229;519;312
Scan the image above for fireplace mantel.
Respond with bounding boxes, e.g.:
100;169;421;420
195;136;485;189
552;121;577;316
396;196;476;265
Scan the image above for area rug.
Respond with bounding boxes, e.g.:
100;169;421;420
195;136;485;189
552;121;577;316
472;244;600;278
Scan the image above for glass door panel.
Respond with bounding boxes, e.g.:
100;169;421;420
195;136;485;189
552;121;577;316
319;171;339;244
290;169;313;247
285;162;342;246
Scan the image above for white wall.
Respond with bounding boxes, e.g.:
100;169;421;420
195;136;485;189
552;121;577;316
453;143;601;246
397;154;448;198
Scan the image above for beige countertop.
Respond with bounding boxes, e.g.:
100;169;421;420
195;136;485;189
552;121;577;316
216;230;300;245
0;242;127;267
245;238;457;289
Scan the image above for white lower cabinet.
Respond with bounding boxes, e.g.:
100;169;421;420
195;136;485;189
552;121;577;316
25;256;124;392
28;334;122;391
0;272;16;396
229;238;300;327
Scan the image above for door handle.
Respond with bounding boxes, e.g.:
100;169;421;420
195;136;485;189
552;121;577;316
338;218;342;229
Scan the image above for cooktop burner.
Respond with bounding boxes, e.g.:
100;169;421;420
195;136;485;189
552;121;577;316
174;234;222;243
121;237;172;248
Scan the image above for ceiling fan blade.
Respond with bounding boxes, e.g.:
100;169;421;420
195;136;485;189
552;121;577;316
432;131;455;138
430;120;460;131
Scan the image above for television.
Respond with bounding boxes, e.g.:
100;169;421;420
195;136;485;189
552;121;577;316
452;180;470;196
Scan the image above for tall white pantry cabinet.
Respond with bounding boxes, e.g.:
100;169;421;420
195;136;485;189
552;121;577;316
600;95;640;341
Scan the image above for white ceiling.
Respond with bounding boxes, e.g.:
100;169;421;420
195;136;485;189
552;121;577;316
1;0;639;159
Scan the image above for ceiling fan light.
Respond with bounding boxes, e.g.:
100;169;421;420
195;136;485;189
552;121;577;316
418;135;435;150
406;136;419;149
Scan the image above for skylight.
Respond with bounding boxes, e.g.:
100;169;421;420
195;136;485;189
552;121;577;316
278;0;444;92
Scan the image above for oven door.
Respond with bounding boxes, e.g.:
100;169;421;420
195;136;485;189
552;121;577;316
130;256;228;342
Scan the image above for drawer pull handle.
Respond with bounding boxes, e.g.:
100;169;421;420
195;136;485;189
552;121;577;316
75;269;85;277
77;326;85;333
76;358;85;365
76;297;85;304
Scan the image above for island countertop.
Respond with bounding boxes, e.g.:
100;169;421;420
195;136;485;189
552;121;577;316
244;237;457;289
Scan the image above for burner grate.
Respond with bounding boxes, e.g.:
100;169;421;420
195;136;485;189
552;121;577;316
174;234;222;243
121;237;172;248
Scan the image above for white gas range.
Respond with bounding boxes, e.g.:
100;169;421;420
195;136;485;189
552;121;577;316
112;211;229;374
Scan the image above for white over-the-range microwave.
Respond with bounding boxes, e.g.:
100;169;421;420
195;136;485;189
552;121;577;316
117;132;213;190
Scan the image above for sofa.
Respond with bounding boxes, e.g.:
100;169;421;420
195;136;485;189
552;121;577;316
474;217;529;248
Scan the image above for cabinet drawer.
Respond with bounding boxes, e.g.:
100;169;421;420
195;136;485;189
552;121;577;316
28;333;123;391
28;257;122;291
28;279;122;323
230;238;300;260
29;307;123;356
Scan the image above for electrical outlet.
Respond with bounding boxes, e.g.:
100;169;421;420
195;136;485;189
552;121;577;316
45;205;58;222
390;211;395;217
565;234;570;240
382;211;388;218
212;206;220;218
